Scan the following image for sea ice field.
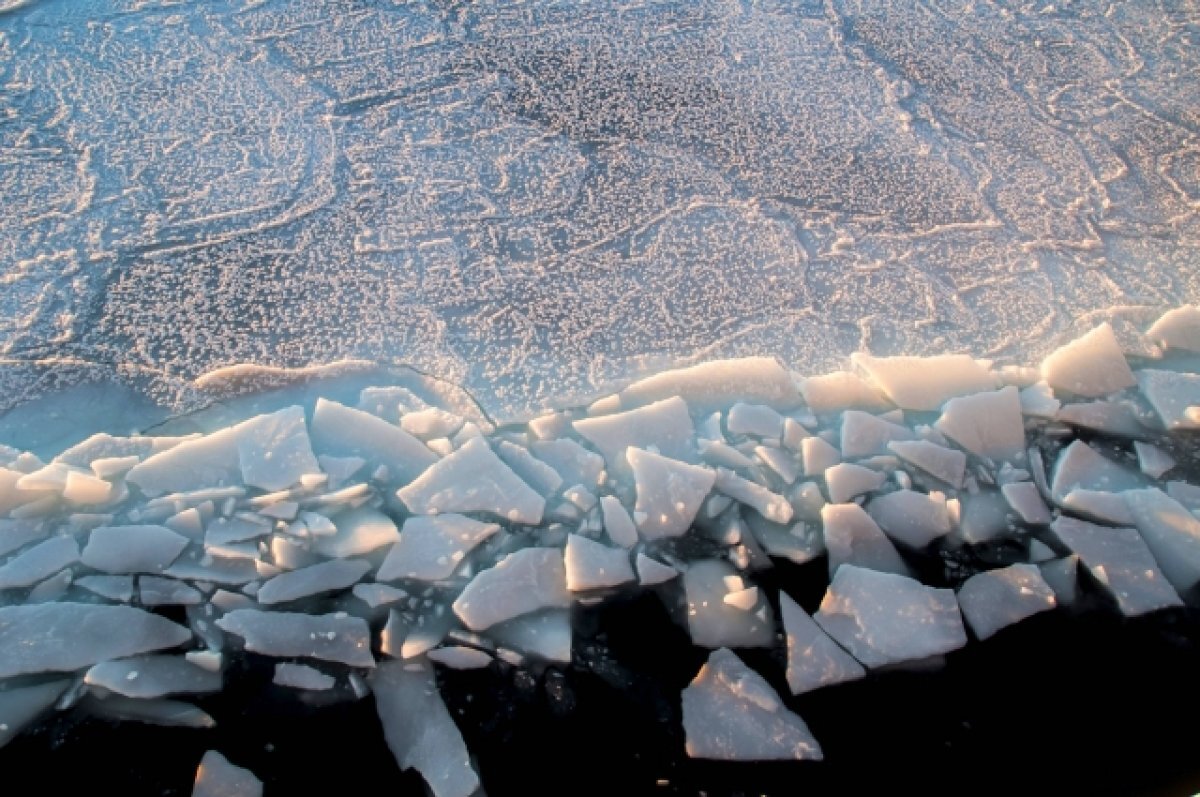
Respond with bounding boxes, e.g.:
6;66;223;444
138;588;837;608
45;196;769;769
1;1;1200;795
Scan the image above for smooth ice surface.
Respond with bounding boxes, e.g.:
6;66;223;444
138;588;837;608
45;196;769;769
814;565;967;669
627;448;715;539
887;440;966;490
822;503;910;578
82;525;189;574
840;411;913;459
618;358;800;414
1122;489;1200;594
452;547;571;631
824;463;886;504
1136;370;1200;431
957;564;1056;641
866;490;952;549
85;655;223;699
800;372;889;413
215;610;374;667
398;437;545;525
378;514;500;582
1050;440;1142;501
934;387;1025;462
371;659;480;797
681;648;822;762
850;354;994;411
1147;306;1200;353
273;662;336;691
1041;324;1137;398
1049;516;1182;617
0;535;79;589
564;534;635;591
574;396;696;470
0;680;69;750
779;592;865;696
683;560;774;648
0;603;191;678
256;559;372;605
310;399;436;485
312;508;399;560
193;751;263;797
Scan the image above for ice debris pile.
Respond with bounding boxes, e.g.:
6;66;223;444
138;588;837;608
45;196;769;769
2;307;1200;794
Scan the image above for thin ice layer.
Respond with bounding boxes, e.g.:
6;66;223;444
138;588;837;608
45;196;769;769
397;437;545;525
84;654;223;698
215;610;374;667
0;603;192;678
681;647;822;761
378;514;500;582
452;547;571;631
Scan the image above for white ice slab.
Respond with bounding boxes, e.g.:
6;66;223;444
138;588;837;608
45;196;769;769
495;440;563;495
1133;441;1175;479
398;437;545;525
618;357;801;413
370;659;480;797
713;468;792;524
193;751;263;797
1050;440;1141;502
400;408;464;439
311;507;400;559
1061;489;1134;526
573;396;696;470
85;654;222;698
1146;305;1200;352
755;445;799;485
823;462;885;504
235;406;321;492
215;609;374;667
851;353;995;411
600;495;638;548
0;603;191;678
76;574;135;602
310;398;437;486
957;564;1056;640
683;560;774;648
0;535;79;590
529;438;605;488
427;646;492;670
887;439;966;489
627;447;715;539
452;547;570;631
63;470;114;506
865;490;952;548
822;503;910;577
636;553;679;585
1136;369;1200;431
140;576;203;606
779;592;864;695
840;411;914;459
681;647;822;761
814;565;967;668
0;519;49;559
378;514;500;582
1057;401;1150;439
1019;382;1061;419
81;525;189;574
488;610;572;664
799;371;890;413
1001;481;1052;525
801;436;841;477
956;490;1014;545
0;679;69;750
1049;516;1182;616
564;534;635;591
727;402;785;439
273;662;336;691
257;558;371;605
1122;488;1200;594
1040;323;1136;398
934;386;1025;462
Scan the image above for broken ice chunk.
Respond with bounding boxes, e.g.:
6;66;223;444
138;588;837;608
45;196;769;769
779;592;864;695
529;438;605;487
1122;488;1200;594
216;609;374;667
1048;516;1182;616
800;370;890;413
1061;489;1134;526
801;436;841;477
1167;480;1200;510
713;468;792;524
76;574;135;602
934;387;1025;462
377;514;500;582
0;679;69;750
865;490;952;548
1050;441;1141;501
840;411;914;459
600;496;638;548
823;462;885;504
452;548;570;631
273;662;336;691
617;357;801;413
683;560;774;648
564;534;635;591
887;440;966;489
822;503;911;577
755;445;798;484
307;507;397;560
851;353;995;411
400;408;464;439
310;399;437;486
1136;370;1200;431
1039;555;1080;606
85;654;222;698
1019;382;1061;420
140;576;203;606
627;447;715;539
62;470;113;506
1146;305;1200;352
370;659;481;797
956;490;1013;545
681;647;822;761
398;437;544;525
0;603;191;678
193;751;263;797
81;525;189;574
814;565;967;668
235;406;320;492
1057;401;1151;439
727;402;785;439
495;440;563;495
85;695;214;728
636;553;679;585
1040;323;1136;398
427;646;492;670
351;582;408;609
256;559;371;605
0;519;49;559
0;535;79;589
1133;442;1175;479
573;396;696;471
957;564;1056;641
1001;481;1052;525
488;610;572;664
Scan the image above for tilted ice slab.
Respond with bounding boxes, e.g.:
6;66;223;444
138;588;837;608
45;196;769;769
452;547;571;631
957;564;1056;641
779;592;865;695
573;396;696;470
627;447;714;539
84;654;223;698
377;514;500;582
193;751;263;797
682;648;822;762
398;436;545;525
215;610;375;667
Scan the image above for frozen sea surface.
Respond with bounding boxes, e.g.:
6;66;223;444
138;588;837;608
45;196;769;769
1;0;1199;437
